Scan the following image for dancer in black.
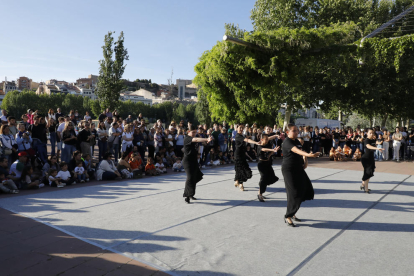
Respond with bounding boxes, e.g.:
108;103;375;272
183;125;213;204
257;134;280;202
234;124;259;191
282;124;320;227
360;128;383;194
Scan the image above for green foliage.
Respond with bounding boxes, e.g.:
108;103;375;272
96;31;129;110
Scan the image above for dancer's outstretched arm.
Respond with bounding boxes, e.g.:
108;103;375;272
291;147;320;158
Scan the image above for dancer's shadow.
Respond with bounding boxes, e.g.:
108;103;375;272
300;219;414;232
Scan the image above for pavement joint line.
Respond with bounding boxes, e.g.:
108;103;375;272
286;174;413;276
32;169;270;219
106;169;346;251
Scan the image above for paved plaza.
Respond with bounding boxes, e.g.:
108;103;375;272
0;161;413;276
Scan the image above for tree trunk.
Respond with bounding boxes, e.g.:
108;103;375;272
283;105;292;131
381;113;388;129
372;117;376;128
338;110;342;122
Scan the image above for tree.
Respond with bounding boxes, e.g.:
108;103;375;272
96;31;129;111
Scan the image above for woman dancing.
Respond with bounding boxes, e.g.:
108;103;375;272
234;124;259;191
257;133;280;202
282;124;320;227
183;125;213;204
360;128;383;193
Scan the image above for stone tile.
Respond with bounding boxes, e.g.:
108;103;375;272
0;242;33;261
22;231;72;249
12;255;82;276
104;268;136;276
60;263;106;276
83;252;132;272
120;259;160;276
34;235;87;255
0;252;51;275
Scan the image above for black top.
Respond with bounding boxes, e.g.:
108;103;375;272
55;112;63;121
313;134;321;145
362;139;376;159
258;141;272;160
282;137;303;168
78;129;91;143
376;138;383;144
62;130;77;145
28;123;47;143
183;135;198;161
98;114;106;122
235;133;246;158
354;135;361;144
339;134;346;141
49;122;57;133
333;133;340;140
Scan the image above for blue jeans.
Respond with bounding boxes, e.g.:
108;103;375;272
49;132;57;156
98;140;107;161
62;144;76;163
77;174;86;181
312;143;320;153
351;144;356;154
36;142;48;164
102;171;117;180
110;144;119;164
220;144;227;153
375;145;383;161
339;142;346;148
332;139;339;149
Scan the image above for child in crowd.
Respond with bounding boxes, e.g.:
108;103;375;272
245;145;257;162
166;147;176;164
228;151;235;163
218;151;226;165
352;148;362;161
375;134;384;161
160;153;170;168
48;168;65;188
57;162;76;185
21;166;44;189
145;157;159;176
343;145;352;158
329;147;335;161
129;153;143;178
155;156;167;173
173;157;184;172
74;161;87;183
82;154;93;180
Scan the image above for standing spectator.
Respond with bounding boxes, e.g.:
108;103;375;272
47;109;56;122
48;118;58;156
375;134;384;161
0;125;17;167
218;128;227;153
26;109;34;125
154;127;163;154
401;127;408;160
55;108;63;121
90;123;97;157
137;113;144;123
383;130;390;160
56;117;66;162
108;122;121;163
96;152;122;180
8;117;18;137
78;121;93;156
147;128;155;160
84;111;91;122
126;115;133;124
105;108;113;119
28;115;48;164
302;127;311;153
0;110;8;125
392;127;402;162
121;124;134;154
21;114;30;130
61;122;77;163
16;123;33;154
175;128;185;158
98;110;106;122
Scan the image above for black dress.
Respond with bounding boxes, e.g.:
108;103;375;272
281;137;314;218
183;136;203;198
234;133;252;184
257;142;279;194
361;139;376;181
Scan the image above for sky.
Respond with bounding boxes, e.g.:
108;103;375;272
0;0;256;85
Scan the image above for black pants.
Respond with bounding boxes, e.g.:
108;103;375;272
148;145;155;159
303;141;311;153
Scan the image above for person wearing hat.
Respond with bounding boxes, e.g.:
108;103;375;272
9;151;28;186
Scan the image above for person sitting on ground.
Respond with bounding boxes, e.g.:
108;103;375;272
335;146;344;161
343;144;352;158
20;166;44;189
0;157;19;194
9;151;29;187
48;168;65;188
117;152;133;179
145;157;159;176
166;147;176;164
42;155;60;179
208;148;221;166
352;148;362;161
155;156;167;173
82;153;95;180
68;151;89;182
173;157;184;172
245;144;257;162
57;162;76;185
228;151;235;163
128;153;143;178
96;152;122;181
160;153;170;168
329;147;335;161
74;161;87;183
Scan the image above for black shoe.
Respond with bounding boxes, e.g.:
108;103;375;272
258;194;265;202
292;216;302;222
365;189;371;194
185;197;190;204
284;218;296;227
360;185;364;191
190;197;197;200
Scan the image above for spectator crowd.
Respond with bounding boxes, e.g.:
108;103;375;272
0;106;413;195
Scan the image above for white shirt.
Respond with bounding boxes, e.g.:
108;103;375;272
74;166;85;174
57;170;71;180
49;175;58;185
10;161;22;178
57;122;65;134
155;162;165;169
122;132;133;146
168;134;173;146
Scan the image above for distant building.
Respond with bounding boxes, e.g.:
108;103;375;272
120;91;152;105
45;79;68;86
16;76;32;90
30;81;40;90
176;79;198;99
3;81;17;94
36;82;69;95
76;74;98;88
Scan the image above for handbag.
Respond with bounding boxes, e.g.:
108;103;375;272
3;148;12;155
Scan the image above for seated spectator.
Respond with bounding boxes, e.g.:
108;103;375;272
96;152;122;181
352;148;362;161
42;155;61;178
82;153;95;180
48;169;65;188
329;148;335;161
166;147;176;164
20;166;44;189
228;151;235;163
9;151;29;186
117;152;133;179
0;157;19;194
0;124;18;166
74;161;87;183
68;151;89;182
129;153;143;178
343;144;352;158
160;153;170;168
57;162;76;185
145;157;159;176
209;149;221;166
155;156;167;173
173;157;184;172
245;145;257;162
